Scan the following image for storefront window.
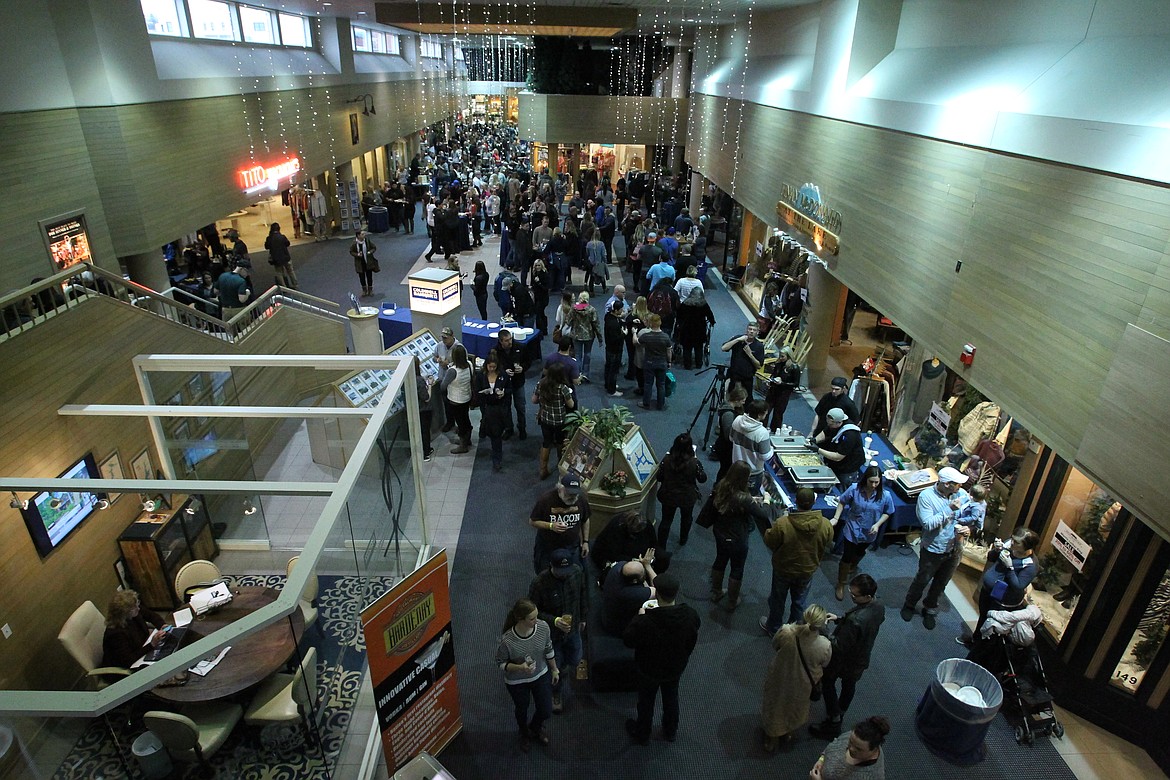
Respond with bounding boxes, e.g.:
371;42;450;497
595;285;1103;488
278;13;310;48
239;5;276;45
1109;564;1170;694
141;0;185;36
1032;471;1116;642
189;0;237;41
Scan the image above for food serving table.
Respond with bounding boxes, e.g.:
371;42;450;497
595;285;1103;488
762;432;919;549
151;586;305;703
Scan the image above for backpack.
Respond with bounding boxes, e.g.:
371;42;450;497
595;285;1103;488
648;285;674;318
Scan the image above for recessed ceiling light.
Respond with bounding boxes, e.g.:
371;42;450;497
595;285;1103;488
322;2;331;5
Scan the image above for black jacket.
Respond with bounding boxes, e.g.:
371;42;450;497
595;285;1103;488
623;603;701;681
603;312;625;353
656;453;707;507
826;599;885;678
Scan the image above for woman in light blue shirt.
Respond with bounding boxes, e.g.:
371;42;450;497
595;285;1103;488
830;465;894;600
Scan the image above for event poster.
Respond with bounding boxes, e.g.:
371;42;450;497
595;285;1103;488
43;214;92;272
361;549;461;772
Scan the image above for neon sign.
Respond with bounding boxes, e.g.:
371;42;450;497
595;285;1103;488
238;157;301;194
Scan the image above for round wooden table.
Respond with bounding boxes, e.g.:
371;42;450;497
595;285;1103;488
152;586;305;703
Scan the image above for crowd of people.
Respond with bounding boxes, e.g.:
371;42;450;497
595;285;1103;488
368;120;1043;777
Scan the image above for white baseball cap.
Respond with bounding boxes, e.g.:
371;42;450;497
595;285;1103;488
937;466;969;484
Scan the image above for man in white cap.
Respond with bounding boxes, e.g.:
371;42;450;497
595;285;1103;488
900;466;972;629
810;407;865;485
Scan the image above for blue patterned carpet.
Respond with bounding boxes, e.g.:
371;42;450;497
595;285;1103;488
53;573;394;780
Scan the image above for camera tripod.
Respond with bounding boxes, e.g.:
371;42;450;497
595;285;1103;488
687;363;729;451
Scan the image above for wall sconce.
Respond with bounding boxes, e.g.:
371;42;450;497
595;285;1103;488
140;494;156;512
8;491;28;511
242;497;258;516
347;93;376;116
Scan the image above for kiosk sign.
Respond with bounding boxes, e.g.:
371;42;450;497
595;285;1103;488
362;549;461;771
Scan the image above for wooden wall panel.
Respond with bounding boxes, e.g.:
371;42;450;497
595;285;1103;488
688;94;1170;539
0;78;457;290
1077;326;1170;533
518;94;689;146
0;301;344;690
0;109;120;288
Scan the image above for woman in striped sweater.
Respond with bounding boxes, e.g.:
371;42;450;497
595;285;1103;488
495;598;560;752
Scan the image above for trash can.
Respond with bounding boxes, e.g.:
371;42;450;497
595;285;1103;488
914;657;1003;765
368;205;390;233
132;731;173;779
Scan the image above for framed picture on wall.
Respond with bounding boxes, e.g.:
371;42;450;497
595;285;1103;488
114;558;131;590
98;451;124;504
174;421;189;442
130;448;153;482
212;384;226;405
187;374;204;397
167;392;183;406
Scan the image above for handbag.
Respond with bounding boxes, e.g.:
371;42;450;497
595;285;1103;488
665;370;676;397
695;494;717;529
796;634;822;701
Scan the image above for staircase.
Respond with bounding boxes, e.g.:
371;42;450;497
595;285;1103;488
0;264;346;344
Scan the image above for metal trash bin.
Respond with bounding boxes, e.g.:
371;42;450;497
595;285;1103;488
914;657;1003;765
368;205;390;233
132;731;173;779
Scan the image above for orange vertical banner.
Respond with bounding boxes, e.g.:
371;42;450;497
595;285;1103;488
361;549;461;771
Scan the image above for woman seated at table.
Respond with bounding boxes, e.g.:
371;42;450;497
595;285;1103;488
103;589;166;669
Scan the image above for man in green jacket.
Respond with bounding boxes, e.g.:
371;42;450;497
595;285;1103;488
759;487;833;635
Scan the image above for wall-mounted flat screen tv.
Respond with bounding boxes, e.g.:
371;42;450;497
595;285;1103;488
21;453;104;557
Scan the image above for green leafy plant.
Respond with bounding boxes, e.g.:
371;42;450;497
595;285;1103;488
913;427;945;467
1033;550;1068;592
1133;622;1167;670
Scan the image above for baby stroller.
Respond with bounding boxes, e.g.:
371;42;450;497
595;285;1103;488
967;605;1064;746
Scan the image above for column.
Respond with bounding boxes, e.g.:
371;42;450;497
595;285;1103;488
804;260;844;388
121;251;169;293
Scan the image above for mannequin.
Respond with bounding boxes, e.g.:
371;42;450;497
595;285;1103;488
911;357;946;423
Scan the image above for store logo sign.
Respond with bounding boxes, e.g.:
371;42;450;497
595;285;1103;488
239;156;301;194
777;182;842;255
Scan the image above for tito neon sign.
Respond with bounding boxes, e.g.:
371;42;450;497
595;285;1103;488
238;157;301;194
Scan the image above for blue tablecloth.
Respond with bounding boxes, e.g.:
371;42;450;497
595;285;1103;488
764;432;918;549
377;306;542;360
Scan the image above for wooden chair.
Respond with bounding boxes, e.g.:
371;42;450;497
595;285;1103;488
285;556;319;630
144;702;242;773
174;559;224;602
57;601;130;689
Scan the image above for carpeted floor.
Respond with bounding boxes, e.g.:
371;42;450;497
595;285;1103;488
422;258;1076;779
53;574;393;780
215;217;1075;778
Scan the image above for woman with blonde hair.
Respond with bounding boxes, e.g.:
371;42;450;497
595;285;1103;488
625;295;651;392
567;291;603;381
761;604;832;751
103;589;165;669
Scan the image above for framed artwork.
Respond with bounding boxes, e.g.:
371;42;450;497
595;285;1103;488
167;392;183;406
187;374;204;396
114;558;131;590
174;420;189;442
131;448;153;482
212;384;226;405
98;451;124;504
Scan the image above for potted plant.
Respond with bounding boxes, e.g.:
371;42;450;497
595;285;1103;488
563;404;633;455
